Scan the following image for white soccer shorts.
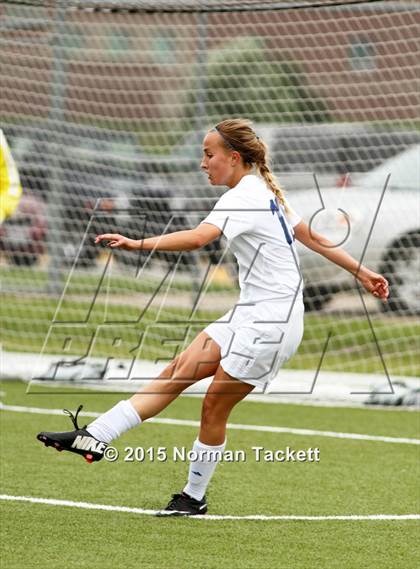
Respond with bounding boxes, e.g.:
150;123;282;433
204;297;304;389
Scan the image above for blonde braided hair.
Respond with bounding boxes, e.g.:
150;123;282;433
213;118;288;209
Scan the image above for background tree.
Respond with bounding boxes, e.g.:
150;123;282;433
185;37;330;125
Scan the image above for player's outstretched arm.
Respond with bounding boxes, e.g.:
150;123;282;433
95;223;221;252
294;221;389;302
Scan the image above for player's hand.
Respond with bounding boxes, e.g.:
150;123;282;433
95;233;137;250
357;269;389;302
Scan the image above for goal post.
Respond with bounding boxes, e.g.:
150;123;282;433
0;0;419;382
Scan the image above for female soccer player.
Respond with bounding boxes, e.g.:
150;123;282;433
37;119;389;516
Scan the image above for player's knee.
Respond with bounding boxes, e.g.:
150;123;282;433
162;355;180;380
201;394;228;426
170;351;201;382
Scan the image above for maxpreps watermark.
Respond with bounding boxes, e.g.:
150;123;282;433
103;445;320;463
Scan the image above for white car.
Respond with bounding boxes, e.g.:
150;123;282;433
289;145;420;314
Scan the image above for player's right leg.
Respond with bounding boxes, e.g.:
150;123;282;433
37;332;221;463
157;365;254;516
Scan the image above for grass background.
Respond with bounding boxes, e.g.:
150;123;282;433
1;289;419;376
2;263;419;377
1;379;419;569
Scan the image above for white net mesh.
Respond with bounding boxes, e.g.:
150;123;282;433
1;0;419;380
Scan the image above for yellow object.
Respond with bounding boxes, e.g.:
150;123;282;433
0;129;22;224
208;265;235;286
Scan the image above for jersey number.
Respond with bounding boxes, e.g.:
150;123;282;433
270;199;293;245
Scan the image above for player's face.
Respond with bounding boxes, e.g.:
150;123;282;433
201;131;236;187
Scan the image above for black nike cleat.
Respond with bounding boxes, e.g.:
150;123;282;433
156;492;208;517
36;405;107;463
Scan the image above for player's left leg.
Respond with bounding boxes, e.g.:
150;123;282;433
37;331;221;463
157;366;254;516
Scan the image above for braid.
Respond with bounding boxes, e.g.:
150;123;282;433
257;155;288;211
214;118;288;211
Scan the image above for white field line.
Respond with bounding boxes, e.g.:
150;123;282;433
1;495;419;522
1;402;419;445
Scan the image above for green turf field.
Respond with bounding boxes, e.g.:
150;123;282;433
1;290;419;376
1;379;419;569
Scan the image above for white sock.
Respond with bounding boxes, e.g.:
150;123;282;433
86;400;141;443
183;438;226;501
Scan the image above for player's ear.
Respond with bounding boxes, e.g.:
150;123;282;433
231;150;241;166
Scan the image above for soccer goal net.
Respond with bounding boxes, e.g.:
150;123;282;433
1;0;419;382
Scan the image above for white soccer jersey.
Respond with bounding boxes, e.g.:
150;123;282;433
200;174;303;304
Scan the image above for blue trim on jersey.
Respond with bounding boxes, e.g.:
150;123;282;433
270;198;293;245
